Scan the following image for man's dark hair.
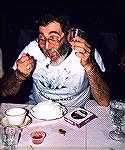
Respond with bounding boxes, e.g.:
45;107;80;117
38;13;70;36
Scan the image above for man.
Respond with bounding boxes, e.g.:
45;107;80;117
0;13;110;107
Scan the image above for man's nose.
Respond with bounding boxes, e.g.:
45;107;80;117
45;41;49;50
45;41;54;49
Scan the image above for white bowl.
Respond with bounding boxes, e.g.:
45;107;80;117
5;108;27;125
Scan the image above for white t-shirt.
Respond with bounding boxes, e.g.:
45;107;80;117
13;40;105;107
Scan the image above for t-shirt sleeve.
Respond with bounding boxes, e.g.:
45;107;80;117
12;41;36;70
94;48;105;72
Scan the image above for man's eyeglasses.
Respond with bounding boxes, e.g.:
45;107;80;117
37;34;64;47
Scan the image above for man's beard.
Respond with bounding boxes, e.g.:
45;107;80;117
39;38;70;62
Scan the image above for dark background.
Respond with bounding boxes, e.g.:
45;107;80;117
0;0;125;102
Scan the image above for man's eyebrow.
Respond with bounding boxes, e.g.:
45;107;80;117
39;32;44;35
49;31;60;35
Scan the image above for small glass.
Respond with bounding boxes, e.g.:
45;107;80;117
2;125;21;150
109;100;125;141
30;131;46;144
68;28;85;43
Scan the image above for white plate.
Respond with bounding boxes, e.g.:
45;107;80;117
0;115;32;128
30;103;68;121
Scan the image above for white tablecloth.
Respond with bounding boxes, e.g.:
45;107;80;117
0;100;125;150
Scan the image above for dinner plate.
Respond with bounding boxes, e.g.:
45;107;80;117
30;104;68;121
0;115;32;128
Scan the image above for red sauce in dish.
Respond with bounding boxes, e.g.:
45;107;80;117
32;135;43;139
31;131;45;144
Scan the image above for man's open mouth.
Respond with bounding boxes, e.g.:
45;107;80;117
48;51;60;60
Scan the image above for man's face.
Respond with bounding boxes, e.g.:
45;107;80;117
38;21;69;62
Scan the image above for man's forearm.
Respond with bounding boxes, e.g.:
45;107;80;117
85;64;111;107
0;70;27;97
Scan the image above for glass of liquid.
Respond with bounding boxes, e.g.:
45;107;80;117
2;125;21;150
68;28;85;43
109;100;125;141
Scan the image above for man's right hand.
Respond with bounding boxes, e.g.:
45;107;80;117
16;53;36;77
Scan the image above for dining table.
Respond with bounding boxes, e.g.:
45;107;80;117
0;100;125;150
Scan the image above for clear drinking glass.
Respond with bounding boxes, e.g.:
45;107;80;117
68;28;85;43
2;125;21;150
109;100;125;141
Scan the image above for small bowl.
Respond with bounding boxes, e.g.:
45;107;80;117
30;131;46;144
5;107;27;126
